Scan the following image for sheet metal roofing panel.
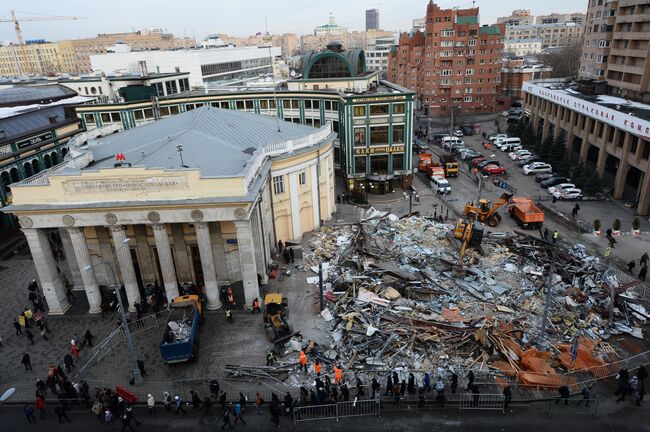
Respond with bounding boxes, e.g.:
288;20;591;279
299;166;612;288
0;84;76;105
86;106;321;177
0;106;71;141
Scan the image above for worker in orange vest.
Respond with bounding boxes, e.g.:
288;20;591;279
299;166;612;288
314;360;322;376
298;351;307;373
334;364;343;384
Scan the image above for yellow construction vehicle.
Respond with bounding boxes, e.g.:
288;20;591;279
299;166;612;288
452;210;484;276
263;293;293;342
463;192;513;227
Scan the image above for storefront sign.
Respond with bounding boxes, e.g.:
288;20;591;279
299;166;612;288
354;145;405;155
63;176;189;194
524;81;650;140
351;95;406;103
16;132;53;149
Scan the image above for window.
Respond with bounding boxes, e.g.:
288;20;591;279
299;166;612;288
441;29;454;37
165;80;178;95
84;114;95;124
392;154;404;171
299;171;306;185
354;128;366;147
392;125;404;144
370;155;389;173
354;156;367;173
464;96;473;102
598;40;610;47
466;69;474;75
273;176;284;194
370;104;389;115
393;103;405;114
370;126;389;145
354;106;366;117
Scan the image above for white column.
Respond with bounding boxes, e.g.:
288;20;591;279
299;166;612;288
310;164;320;229
235;220;259;306
325;155;333;215
58;228;84;290
110;225;140;312
251;206;268;284
194;222;222;310
23;229;70;315
289;172;302;240
152;224;179;302
67;227;102;314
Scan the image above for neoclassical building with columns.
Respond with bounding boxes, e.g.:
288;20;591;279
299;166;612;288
3;106;336;314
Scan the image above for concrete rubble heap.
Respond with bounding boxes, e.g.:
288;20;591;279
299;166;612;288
290;210;649;387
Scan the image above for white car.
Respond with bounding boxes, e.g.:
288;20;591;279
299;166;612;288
431;176;451;194
548;183;576;194
523;163;553;175
489;134;508;142
553;188;583;200
499;143;522;152
509;150;531;160
454;130;464;137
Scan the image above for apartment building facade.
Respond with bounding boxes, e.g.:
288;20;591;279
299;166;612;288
505;22;585;49
387;1;504;116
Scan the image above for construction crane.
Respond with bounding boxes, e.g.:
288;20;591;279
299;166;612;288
1;10;85;45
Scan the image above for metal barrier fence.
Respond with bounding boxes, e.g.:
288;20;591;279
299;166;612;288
293;400;380;423
543;399;599;417
458;393;505;412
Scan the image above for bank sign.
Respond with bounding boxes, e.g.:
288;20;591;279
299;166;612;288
524;81;650;140
16;132;53;150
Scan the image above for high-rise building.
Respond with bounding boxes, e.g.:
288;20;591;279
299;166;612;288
579;0;650;102
365;36;398;77
314;15;347;36
535;12;585;25
0;30;193;76
300;29;393;53
388;1;505;116
366;9;379;31
504;22;584;49
497;10;534;26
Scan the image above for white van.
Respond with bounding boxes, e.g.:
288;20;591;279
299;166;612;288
496;137;521;151
441;136;464;150
431;176;451;194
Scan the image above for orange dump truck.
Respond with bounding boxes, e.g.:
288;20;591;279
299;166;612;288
418;153;445;178
508;198;544;229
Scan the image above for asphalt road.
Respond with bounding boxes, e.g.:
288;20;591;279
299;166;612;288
1;404;649;432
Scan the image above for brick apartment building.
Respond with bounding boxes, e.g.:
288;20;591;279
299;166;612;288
387;1;505;116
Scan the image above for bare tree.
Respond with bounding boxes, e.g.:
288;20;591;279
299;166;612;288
539;43;582;78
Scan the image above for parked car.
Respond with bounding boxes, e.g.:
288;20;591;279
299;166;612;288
432;133;447;143
547;183;576;194
460;126;474;136
489;133;508;142
517;156;541;167
535;173;555;183
477;160;501;169
454;130;464;137
470;157;486;167
522;162;553;175
553;188;583;200
460;149;481;160
482;164;506;175
540;176;571;188
509;150;531;160
496;137;522;151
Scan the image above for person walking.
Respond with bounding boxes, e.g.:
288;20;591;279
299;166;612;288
435;377;445;407
54;403;72;423
219;391;227;409
641;252;649;267
92;400;103;420
503;386;512;409
64;353;74;372
255;392;264;414
314;360;322;376
120;413;136;432
557;385;570;405
84;329;94;347
334;364;343;384
283;248;290;265
572;203;580;218
277;240;283;254
147;394;156;414
137;359;147;377
451;373;459;393
628;260;637;273
209;379;220;398
174;395;187;415
576;385;592;407
640;264;648;282
14;319;22;336
266;351;276;366
371;377;380;399
70;341;80;358
220;408;234;430
385;375;393;396
269;401;280;428
25;328;35;345
190;390;202;410
289;248;295;263
24;404;36;423
298;350;307;373
466;370;475;391
35;396;45;419
225;308;233;323
552;230;559;244
234;403;246;424
543;228;549;240
163;392;172;412
21;353;32;371
251;298;261;314
39;326;48;341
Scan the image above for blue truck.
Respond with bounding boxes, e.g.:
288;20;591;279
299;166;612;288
159;295;202;364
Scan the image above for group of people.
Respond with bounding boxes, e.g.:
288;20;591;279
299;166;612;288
277;240;295;265
615;365;647;406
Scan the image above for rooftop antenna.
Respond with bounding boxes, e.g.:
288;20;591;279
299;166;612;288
176;144;188;168
265;17;282;133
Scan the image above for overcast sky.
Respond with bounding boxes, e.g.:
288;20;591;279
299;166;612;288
0;0;588;43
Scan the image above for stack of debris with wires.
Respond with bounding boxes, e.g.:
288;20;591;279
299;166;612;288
291;209;649;388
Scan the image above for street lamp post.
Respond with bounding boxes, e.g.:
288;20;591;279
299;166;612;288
83;238;143;385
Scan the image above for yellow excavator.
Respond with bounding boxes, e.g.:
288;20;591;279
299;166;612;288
463;192;513;227
452;209;484;277
263;293;293;342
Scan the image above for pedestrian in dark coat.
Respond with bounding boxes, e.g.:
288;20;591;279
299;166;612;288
221;408;233;430
137;359;147;377
628;260;637;273
371;378;380;399
64;353;74;372
21;353;32;370
14;319;22;336
640;264;648;281
54;403;72;423
209;379;220;398
24;404;36;423
289;248;295;263
121;413;135;432
641;252;649;266
283;248;290;264
190;390;202;409
451;373;459;393
84;330;94;347
466;370;475;391
25;329;35;344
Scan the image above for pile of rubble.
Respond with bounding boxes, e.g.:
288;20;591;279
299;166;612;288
294;210;648;386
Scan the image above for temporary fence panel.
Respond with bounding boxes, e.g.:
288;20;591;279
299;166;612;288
336;399;380;418
544;399;599;417
293;403;338;423
458;393;505;412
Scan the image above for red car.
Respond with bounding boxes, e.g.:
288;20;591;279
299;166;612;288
482;164;506;175
470;157;486;167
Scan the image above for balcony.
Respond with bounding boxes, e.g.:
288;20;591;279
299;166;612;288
609;47;646;57
615;13;650;23
607;77;641;91
613;31;649;40
607;62;645;76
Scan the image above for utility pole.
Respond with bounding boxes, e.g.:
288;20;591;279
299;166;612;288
537;243;556;347
318;262;324;312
